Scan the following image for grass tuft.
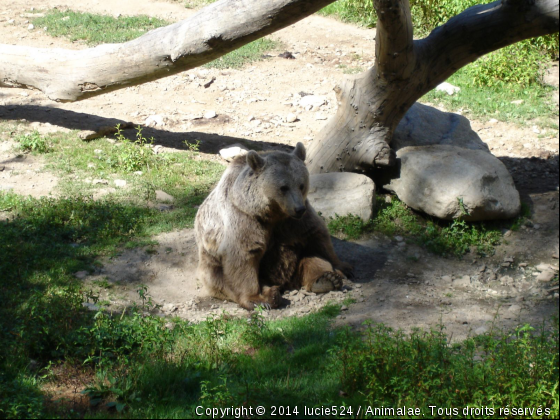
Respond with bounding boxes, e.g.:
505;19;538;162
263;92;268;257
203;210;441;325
31;10;169;45
328;196;511;257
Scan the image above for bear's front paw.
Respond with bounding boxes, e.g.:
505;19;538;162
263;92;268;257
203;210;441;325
310;271;344;294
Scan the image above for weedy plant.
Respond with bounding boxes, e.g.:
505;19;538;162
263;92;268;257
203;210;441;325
15;131;52;154
108;125;158;173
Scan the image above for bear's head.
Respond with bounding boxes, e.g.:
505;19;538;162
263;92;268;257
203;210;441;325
237;143;309;221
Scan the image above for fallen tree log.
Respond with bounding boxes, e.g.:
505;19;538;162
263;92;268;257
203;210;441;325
0;0;336;102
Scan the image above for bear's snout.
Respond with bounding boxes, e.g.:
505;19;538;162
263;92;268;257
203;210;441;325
294;205;307;219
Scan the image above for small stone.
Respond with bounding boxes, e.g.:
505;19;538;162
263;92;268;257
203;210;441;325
536;263;555;272
92;179;108;185
395;235;404;242
155;190;175;203
145;114;165;127
286;113;298;123
114;179;127;188
315;113;328;120
507;304;522;312
340;305;348;311
94;149;103;155
74;271;88;279
28;23;34;30
510;100;524;105
441;275;452;283
204;110;217;119
163;303;177;313
537;271;556;283
435;82;460;95
474;325;489;335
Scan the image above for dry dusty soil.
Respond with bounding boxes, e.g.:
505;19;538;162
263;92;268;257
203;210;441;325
1;0;559;341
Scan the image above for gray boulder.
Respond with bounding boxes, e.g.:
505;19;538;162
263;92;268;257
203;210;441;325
308;173;376;222
385;145;521;221
393;103;490;153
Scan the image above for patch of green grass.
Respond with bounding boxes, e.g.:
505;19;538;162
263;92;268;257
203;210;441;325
15;130;53;154
0;133;558;418
319;0;377;27
328;197;511;257
337;64;365;74
204;38;279;70
422;66;558;129
32;128;224;230
182;0;219;8
31;10;169;46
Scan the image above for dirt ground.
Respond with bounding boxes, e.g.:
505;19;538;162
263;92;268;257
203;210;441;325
1;0;558;342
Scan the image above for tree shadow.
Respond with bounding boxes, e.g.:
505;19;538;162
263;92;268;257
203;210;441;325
0;104;289;154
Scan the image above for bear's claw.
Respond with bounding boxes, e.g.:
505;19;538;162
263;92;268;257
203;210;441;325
310;271;344;294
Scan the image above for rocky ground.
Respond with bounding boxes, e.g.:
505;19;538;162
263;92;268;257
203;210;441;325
0;0;558;341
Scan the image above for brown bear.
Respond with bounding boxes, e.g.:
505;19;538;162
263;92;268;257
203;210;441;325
194;143;352;310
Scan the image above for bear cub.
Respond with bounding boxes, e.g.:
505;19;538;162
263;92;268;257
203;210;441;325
195;143;352;310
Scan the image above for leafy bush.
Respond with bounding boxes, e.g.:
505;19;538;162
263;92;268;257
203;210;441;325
332;321;559;416
464;41;546;88
320;0;377;27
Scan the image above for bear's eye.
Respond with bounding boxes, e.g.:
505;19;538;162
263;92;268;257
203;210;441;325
280;186;289;193
300;184;304;191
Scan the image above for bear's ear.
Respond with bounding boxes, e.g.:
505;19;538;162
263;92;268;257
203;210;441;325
247;151;266;172
293;142;306;162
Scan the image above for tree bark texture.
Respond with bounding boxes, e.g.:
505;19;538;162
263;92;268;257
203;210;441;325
306;0;559;173
0;0;336;102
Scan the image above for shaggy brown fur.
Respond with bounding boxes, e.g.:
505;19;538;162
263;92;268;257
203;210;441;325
194;143;352;310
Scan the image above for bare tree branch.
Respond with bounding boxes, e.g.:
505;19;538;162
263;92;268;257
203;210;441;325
0;0;337;102
307;0;559;174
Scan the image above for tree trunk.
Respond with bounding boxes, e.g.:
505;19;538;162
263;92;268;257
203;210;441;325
306;0;559;174
0;0;336;102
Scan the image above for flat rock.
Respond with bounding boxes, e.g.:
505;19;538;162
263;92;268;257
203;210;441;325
308;173;376;222
537;271;556;283
435;82;460;95
385;145;521;221
392;103;490;152
299;95;327;110
155;190;175;203
145;114;165;127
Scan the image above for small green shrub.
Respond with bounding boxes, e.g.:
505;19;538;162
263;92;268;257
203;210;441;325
465;41;546;88
332;320;559;415
106;125;158;172
328;214;374;240
16;131;52;154
320;0;377;27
